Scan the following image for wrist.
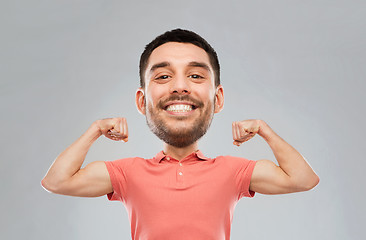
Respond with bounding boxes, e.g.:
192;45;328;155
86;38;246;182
89;121;103;139
258;120;275;141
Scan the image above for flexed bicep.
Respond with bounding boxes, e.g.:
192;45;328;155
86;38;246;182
56;161;113;197
249;159;295;195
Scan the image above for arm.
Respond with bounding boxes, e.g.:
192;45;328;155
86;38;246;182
232;119;319;194
41;118;128;197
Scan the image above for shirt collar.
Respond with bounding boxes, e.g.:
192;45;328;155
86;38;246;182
152;150;210;164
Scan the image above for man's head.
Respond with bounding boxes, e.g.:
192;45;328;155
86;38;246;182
136;29;224;148
139;29;220;88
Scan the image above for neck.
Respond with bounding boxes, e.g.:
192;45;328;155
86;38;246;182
163;142;199;160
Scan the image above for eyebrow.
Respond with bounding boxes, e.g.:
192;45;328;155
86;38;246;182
187;61;211;73
149;61;212;73
149;62;170;73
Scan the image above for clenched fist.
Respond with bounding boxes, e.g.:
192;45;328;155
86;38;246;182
232;119;261;146
95;117;129;142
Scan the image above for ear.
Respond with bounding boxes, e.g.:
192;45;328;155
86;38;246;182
136;88;146;115
214;85;224;113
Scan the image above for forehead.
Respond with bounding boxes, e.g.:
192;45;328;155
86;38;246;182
147;42;211;69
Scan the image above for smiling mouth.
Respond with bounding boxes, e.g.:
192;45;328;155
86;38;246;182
158;95;202;115
165;104;197;113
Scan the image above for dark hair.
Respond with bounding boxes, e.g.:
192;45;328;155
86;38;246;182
139;29;220;88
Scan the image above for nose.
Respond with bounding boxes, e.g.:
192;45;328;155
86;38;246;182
170;75;191;94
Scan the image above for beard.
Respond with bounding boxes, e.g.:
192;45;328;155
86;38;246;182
145;95;215;148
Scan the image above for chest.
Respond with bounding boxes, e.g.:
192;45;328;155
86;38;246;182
124;161;238;210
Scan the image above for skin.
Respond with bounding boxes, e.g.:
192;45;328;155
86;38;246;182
41;42;319;198
136;42;224;157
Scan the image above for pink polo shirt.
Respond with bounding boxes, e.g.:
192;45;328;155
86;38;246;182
105;150;256;240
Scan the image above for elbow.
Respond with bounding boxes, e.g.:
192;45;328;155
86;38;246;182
298;174;320;192
41;178;61;194
40;178;53;193
310;174;320;189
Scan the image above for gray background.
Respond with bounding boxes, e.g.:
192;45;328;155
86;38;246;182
1;0;365;239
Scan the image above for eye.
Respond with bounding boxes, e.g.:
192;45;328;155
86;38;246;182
189;74;203;79
156;75;170;80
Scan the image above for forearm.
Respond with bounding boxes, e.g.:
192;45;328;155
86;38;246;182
259;120;319;189
41;122;101;191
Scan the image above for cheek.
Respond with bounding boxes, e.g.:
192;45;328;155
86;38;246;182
146;86;165;106
198;88;216;104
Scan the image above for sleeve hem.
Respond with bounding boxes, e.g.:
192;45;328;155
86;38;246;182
240;160;257;198
104;161;122;201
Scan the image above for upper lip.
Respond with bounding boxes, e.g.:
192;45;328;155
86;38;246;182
163;101;197;109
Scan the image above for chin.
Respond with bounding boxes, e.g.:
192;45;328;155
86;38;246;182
146;103;214;147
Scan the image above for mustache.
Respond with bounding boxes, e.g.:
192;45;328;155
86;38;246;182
156;95;204;109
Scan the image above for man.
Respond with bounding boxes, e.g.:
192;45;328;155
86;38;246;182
41;29;319;239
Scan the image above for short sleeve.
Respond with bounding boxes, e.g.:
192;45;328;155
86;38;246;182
104;159;129;202
228;156;257;200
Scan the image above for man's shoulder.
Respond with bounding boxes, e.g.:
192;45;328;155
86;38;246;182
213;155;255;168
105;156;147;167
214;155;251;161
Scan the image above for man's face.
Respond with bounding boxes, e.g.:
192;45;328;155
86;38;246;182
136;42;224;148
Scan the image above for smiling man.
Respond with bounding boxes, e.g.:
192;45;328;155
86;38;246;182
139;41;222;152
41;29;319;240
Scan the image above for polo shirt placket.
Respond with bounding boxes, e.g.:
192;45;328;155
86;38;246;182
166;156;185;188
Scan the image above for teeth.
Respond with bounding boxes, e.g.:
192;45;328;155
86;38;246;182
166;104;193;112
